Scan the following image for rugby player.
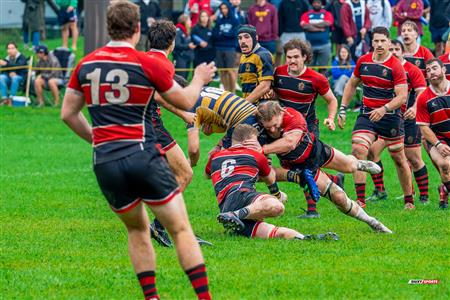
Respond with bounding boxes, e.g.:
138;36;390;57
238;25;274;104
416;58;450;209
61;2;215;299
367;40;428;205
439;40;450;81
252;101;392;233
272;38;341;218
206;124;339;240
339;26;413;210
401;21;434;78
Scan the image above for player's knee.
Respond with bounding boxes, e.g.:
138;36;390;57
439;162;450;175
351;145;367;159
408;157;422;170
331;190;347;207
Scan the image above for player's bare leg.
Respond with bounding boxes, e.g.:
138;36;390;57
252;222;339;241
315;170;392;233
323;147;381;174
405;145;429;203
351;132;377;208
429;147;450;209
149;194;212;299
367;138;388;201
187;128;200;167
386;142;414;209
166;144;193;192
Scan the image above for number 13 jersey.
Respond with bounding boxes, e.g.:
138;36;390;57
67;41;175;164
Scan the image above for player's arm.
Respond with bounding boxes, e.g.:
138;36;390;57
154;92;195;124
368;83;407;122
204;154;213;179
419;125;450;156
321;89;338;131
245;80;272;104
255;152;287;202
262;131;303;155
61;89;93;144
338;75;360;129
404;87;426;120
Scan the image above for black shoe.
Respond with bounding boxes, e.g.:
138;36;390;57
439;201;448;210
419;195;429;204
217;212;245;232
366;189;387;202
300;232;339;241
335;173;345;189
150;222;173;247
297;211;320;219
195;235;213;246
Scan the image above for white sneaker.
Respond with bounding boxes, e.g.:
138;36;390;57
358;160;382;174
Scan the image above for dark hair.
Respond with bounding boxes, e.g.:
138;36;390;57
425;58;444;68
232;124;258;143
283;39;312;64
372;26;390;39
256;101;283;123
6;41;17;49
107;1;140;40
174;74;188;88
198;10;211;28
390;39;404;52
147;20;176;50
401;20;419;34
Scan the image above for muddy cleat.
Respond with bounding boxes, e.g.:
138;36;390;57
356;200;366;209
335;173;345;189
404;203;415;210
366;189;388;202
195;235;213;246
301;232;340;241
357;160;382;174
217;212;245;232
150;222;173;247
297;211;320;219
369;219;393;233
419;195;429;204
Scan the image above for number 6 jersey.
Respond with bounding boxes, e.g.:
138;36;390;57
67;41;175;164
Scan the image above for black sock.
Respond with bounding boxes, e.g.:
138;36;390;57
233;207;249;219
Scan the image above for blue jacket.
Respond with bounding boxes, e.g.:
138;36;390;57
212;2;239;50
331;58;355;81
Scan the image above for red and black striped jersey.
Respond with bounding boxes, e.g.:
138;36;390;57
402;60;426;112
353;52;407;109
274;65;330;125
205;146;271;205
272;107;315;166
146;50;167;120
404;45;434;77
439;53;450;81
67;41;174;164
416;83;450;141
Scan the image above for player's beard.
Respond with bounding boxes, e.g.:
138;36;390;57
430;73;445;85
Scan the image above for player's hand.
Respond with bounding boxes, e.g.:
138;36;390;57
202;124;213;136
403;106;416;120
323;118;336;131
369;107;386;122
67;6;74;12
183;112;196;125
278;191;288;203
436;143;450;157
242;139;262;153
262;89;275;100
338;105;347;129
193;62;217;85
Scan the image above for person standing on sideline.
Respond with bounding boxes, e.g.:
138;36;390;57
247;0;279;54
56;0;79;51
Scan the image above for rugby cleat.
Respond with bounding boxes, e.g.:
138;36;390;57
150;222;173;247
366;189;388;202
404;203;415;210
301;232;340;241
357;160;382;174
195;235;213;246
195;107;227;133
439;201;448;210
419;195;429;205
297;211;320;219
369;219;393;234
217;212;245;233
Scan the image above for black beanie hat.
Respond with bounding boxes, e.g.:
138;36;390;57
238;24;257;51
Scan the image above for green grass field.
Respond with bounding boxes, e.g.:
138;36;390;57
1;100;449;299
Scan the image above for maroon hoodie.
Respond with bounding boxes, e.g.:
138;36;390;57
247;1;279;42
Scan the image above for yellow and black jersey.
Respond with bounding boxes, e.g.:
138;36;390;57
188;86;256;130
238;46;274;99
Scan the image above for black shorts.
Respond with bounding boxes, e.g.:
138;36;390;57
219;188;265;238
307;120;320;139
93;148;180;213
58;8;77;25
281;138;334;178
404;119;422;148
353;112;403;145
153;118;176;151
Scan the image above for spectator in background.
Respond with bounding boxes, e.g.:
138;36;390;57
278;0;310;45
0;42;28;105
212;2;240;92
230;0;247;24
394;0;424;44
22;0;45;50
56;0;79;51
248;0;279;54
331;45;355;97
136;0;161;51
173;14;196;79
429;0;450;57
301;0;333;74
326;0;346;54
34;45;64;107
367;0;392;30
192;10;216;66
340;0;371;59
187;0;212;26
